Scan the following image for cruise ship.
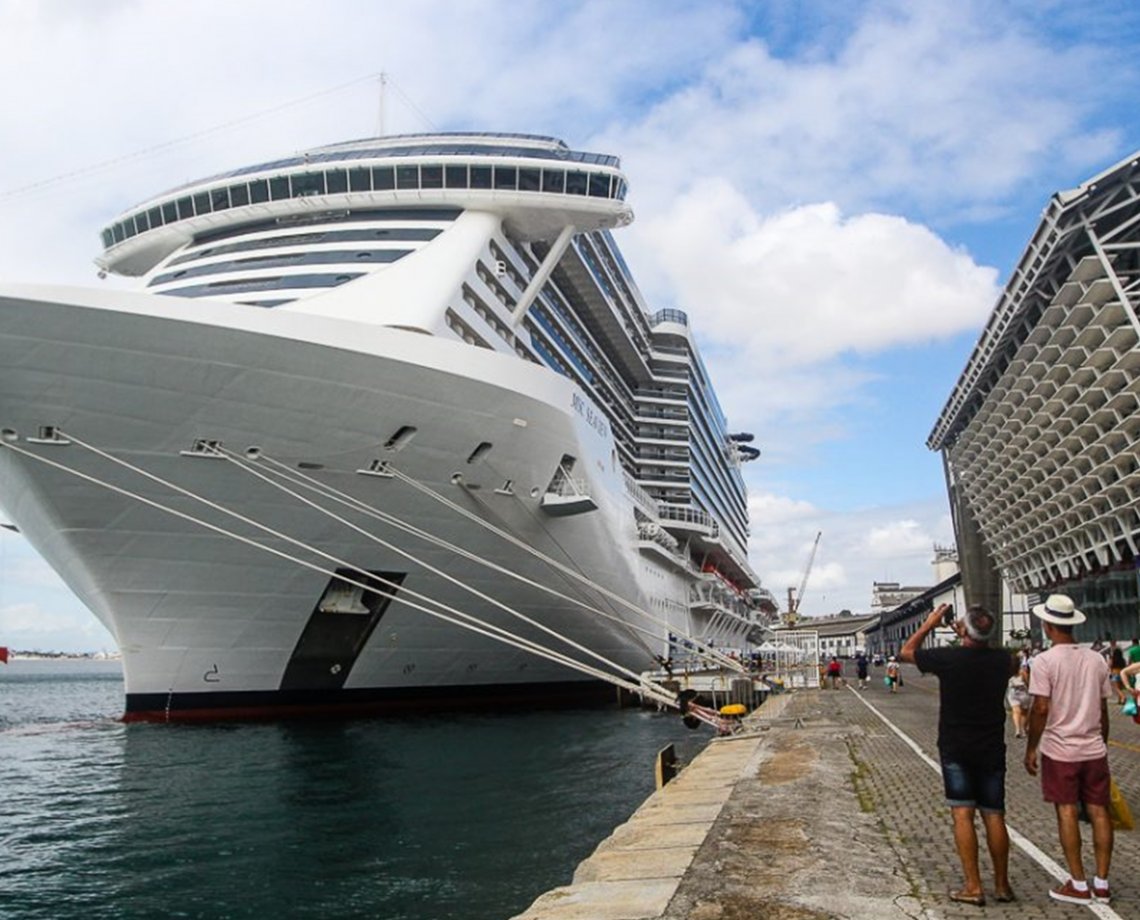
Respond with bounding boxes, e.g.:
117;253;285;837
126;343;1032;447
0;133;771;720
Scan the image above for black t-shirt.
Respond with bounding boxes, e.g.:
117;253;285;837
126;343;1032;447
914;645;1010;765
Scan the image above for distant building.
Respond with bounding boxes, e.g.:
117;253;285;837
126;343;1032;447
865;573;963;657
870;581;928;614
780;611;880;659
864;547;1031;655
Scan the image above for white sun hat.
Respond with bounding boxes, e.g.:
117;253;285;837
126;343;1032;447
1031;593;1086;626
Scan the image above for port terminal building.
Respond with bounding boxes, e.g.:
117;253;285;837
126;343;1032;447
928;149;1140;642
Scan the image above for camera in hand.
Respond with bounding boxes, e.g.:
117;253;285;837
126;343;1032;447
941;605;955;626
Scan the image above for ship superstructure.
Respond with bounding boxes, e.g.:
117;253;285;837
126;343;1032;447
0;133;771;718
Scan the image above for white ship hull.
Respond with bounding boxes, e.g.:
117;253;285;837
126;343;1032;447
0;285;681;718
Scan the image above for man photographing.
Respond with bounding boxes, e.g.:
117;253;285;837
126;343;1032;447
900;603;1013;906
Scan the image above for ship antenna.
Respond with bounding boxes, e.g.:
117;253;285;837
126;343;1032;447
377;71;387;137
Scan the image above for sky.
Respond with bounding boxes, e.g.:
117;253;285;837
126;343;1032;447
2;0;1140;651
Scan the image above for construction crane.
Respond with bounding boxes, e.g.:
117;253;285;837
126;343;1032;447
784;531;822;627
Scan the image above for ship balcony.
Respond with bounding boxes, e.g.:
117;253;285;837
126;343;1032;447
658;504;717;537
636;522;693;573
540;476;598;516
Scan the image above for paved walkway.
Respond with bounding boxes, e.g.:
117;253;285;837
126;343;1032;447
513;663;1140;919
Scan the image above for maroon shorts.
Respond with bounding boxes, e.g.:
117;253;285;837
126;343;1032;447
1040;753;1111;807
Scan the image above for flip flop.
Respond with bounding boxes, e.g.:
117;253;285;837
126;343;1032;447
994;890;1016;903
948;890;986;906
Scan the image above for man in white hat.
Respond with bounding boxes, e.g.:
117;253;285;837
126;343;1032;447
1024;593;1114;904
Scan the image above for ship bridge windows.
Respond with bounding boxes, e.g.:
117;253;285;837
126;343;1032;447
542;170;565;193
102;159;627;256
470;165;492;188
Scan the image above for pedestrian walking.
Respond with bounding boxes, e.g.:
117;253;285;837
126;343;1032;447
1006;657;1030;738
1024;594;1114;904
885;656;900;692
855;651;869;689
900;603;1013;906
1109;643;1128;704
826;656;843;689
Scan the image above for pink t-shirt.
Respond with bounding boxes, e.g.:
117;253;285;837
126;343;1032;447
1029;644;1111;761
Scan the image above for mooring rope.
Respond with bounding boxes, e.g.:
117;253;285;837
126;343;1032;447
4;434;680;708
246;452;689;659
209;445;671;693
387;465;749;674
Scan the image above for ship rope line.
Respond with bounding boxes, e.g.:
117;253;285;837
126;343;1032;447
0;71;395;204
386;463;749;676
0;435;693;716
227;453;757;732
232;450;667;661
242;449;742;673
211;445;673;690
44;428;729;681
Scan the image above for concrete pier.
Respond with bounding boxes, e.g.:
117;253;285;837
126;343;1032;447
513;665;1140;919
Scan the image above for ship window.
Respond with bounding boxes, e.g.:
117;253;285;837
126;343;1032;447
249;179;270;203
269;176;290;200
101;228;114;248
293;172;325;197
123;219;137;239
147;206;163;228
467;442;493;464
229;184;249;207
211;188;231;211
470;165;492;189
396;165;419;189
566;171;588;196
348;167;371;191
384;425;418;451
162;201;178;223
326;169;348;194
445;165;467;188
372;166;395;190
588;173;611;198
542;169;564;193
112;223;125;243
421;165;443;188
493;166;517;190
176;196;194;219
193;192;212;215
134;212;149;233
518;168;540;192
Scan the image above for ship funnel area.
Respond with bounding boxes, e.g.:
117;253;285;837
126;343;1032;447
0;428;747;730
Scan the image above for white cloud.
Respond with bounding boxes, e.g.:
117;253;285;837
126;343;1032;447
642;185;1000;366
748;491;952;616
861;519;935;560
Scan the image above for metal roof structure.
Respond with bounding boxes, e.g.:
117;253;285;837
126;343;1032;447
928;149;1140;596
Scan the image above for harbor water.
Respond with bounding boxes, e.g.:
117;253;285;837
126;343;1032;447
0;659;706;919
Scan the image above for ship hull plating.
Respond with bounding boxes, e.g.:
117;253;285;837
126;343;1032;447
0;286;668;718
